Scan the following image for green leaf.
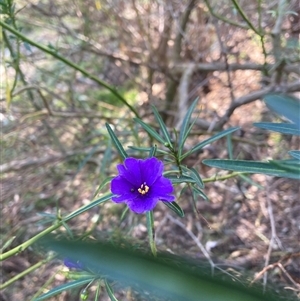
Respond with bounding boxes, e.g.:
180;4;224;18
128;146;169;155
151;105;174;149
41;239;280;301
253;122;300;136
203;159;300;180
104;279;119;301
166;175;196;184
149;145;157;157
264;94;300;126
289;150;300;160
180;127;240;161
34;277;95;301
163;201;184;217
65;193;113;222
105;123;128;160
178;98;199;157
134;118;166;144
146;210;157;256
192;186;209;201
188;167;204;189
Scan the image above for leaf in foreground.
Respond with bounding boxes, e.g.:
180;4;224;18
40;238;281;301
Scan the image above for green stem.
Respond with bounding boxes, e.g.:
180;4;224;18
231;0;261;35
0;20;139;118
0;254;55;289
0;193;112;261
204;0;248;29
203;171;246;183
0;223;61;261
146;211;157;257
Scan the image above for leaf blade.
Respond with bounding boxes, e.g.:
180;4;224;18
105;123;128;160
35;277;95;301
181;127;240;161
178;98;199;156
203;159;300;179
253;122;300;136
134;118;166;144
151;105;173;149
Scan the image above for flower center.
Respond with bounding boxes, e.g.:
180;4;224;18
137;182;150;195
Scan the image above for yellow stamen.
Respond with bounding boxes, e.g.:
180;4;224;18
138;183;150;195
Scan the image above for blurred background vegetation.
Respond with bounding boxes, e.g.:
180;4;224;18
1;0;300;300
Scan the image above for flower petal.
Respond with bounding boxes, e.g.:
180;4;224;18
140;157;164;185
111;176;134;195
127;196;159;214
150;177;175;202
117;158;141;186
112;194;134;203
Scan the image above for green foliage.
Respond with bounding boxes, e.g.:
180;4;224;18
203;94;300;179
38;238;281;301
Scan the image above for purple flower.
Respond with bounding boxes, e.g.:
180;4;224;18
64;258;84;270
111;157;175;214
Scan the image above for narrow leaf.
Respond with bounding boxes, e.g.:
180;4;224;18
134;118;166;144
203;159;300;180
166;175;196;184
178;98;199;156
192;186;209;201
105;279;119;301
151;105;173;149
34;277;95;301
163;201;184;217
289;150;300;160
253;122;300;136
189;167;204;189
41;239;279;301
105;123;128;160
146;211;157;256
128;146;169;155
181;127;240;160
65;193;113;222
149;145;157;157
264;94;300;126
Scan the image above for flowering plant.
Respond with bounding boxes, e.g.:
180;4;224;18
111;157;174;214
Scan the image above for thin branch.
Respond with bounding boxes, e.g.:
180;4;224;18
0;19;139;118
175;63;196;129
194;79;300;130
